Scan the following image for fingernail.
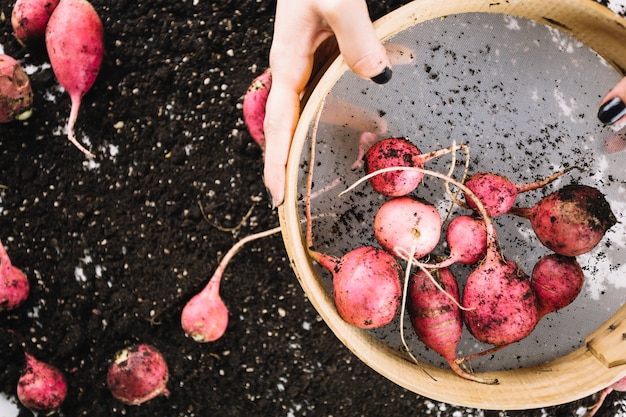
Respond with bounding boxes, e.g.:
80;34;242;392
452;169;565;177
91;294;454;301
371;67;392;84
598;97;626;125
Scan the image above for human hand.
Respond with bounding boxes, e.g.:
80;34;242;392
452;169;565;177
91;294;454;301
598;76;626;125
263;0;392;208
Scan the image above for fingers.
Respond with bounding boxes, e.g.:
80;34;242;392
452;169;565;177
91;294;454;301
598;76;626;125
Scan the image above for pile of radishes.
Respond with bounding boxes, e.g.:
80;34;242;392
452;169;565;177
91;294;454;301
1;0;105;157
305;133;617;385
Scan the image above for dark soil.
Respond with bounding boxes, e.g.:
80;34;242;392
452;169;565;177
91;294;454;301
0;1;624;416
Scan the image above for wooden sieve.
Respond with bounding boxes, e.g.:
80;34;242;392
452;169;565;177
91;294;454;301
280;0;626;409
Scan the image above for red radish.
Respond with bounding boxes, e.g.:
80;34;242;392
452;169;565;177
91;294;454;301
17;352;67;412
426;215;487;269
242;68;271;150
464;168;574;217
310;245;402;328
0;54;33;123
363;137;466;197
408;267;496;384
351;131;378;170
0;238;30;311
11;0;60;45
584;375;626;417
509;184;617;256
107;344;170;405
45;0;104;158
374;196;441;260
531;253;584;320
182;225;282;342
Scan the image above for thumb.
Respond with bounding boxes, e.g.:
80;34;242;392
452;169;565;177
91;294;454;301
321;0;392;83
598;76;626;125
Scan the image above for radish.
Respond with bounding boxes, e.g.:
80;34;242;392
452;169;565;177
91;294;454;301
408;267;497;384
374;196;442;260
17;352;67;412
531;253;584;320
0;238;30;311
11;0;60;45
509;184;617;256
584;375;626;417
309;245;402;328
45;0;104;158
464;168;574;217
107;344;170;405
425;215;487;269
0;54;34;123
242;68;271;150
363;138;467;197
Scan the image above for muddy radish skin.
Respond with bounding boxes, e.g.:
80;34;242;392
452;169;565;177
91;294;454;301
311;246;402;328
11;0;60;45
242;68;271;150
0;238;30;311
107;344;170;405
374;196;442;260
531;253;584;320
364;137;424;196
510;184;617;256
427;215;487;269
45;0;104;158
17;352;67;412
0;54;34;123
408;267;496;384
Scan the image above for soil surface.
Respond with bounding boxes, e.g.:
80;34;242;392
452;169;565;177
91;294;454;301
0;0;625;416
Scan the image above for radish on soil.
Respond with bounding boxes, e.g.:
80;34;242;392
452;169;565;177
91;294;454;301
0;54;33;123
107;344;170;405
509;184;617;256
17;352;67;412
463;168;575;217
45;0;104;158
0;238;29;311
407;267;497;384
243;68;271;150
11;0;60;45
531;253;584;320
374;196;442;260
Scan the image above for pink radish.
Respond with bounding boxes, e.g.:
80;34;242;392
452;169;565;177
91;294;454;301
242;68;271;150
464;168;574;217
17;352;67;412
310;246;402;328
374;196;441;260
45;0;104;158
181;225;282;342
584;375;626;417
107;344;170;405
0;54;33;123
408;267;497;384
531;253;584;320
509;184;617;256
0;238;30;311
364;137;466;196
11;0;60;45
426;215;487;269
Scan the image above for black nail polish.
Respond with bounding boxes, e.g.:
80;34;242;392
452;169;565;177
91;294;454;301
371;67;392;84
598;97;626;125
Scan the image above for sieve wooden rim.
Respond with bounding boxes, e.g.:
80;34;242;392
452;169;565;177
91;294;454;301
279;0;626;410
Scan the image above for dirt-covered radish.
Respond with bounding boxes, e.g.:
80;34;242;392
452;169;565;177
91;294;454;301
531;253;584;320
11;0;60;45
584;375;626;417
17;352;67;412
45;0;104;158
363;137;466;196
0;54;34;123
374;196;441;260
408;267;497;384
242;68;271;150
509;184;617;256
425;215;487;269
107;344;170;405
0;238;30;311
310;246;402;328
464;168;574;217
